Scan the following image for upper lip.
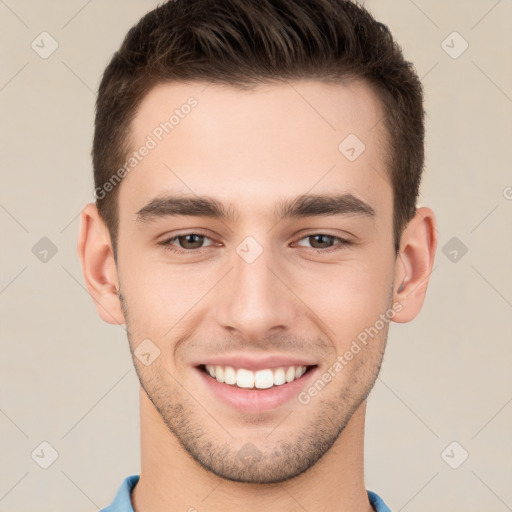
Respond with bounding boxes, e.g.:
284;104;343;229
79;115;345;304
193;353;317;372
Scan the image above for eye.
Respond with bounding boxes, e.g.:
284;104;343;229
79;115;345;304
294;233;352;252
159;233;217;253
158;232;353;255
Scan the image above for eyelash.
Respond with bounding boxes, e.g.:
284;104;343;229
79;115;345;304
158;232;353;255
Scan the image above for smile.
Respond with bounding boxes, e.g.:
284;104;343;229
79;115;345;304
195;363;319;413
202;364;311;389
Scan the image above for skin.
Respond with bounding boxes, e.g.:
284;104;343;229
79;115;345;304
78;79;437;512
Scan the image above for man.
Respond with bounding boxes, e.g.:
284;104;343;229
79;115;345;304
78;0;437;510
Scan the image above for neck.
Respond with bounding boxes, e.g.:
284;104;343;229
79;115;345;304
131;387;374;512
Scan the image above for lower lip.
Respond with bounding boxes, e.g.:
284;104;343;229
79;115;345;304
194;366;318;413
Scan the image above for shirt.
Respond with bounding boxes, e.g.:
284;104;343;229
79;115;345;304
101;474;392;511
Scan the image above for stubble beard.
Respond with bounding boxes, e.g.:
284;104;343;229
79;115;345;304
119;291;388;484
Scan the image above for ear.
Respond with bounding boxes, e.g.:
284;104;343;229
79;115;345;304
392;206;437;323
77;203;125;325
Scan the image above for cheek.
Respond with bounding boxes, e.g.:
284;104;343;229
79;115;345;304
296;255;394;344
117;253;218;333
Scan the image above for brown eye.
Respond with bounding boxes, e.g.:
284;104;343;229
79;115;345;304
176;234;206;249
159;233;216;253
295;233;352;252
307;234;336;249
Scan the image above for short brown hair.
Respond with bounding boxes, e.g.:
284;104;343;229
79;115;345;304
93;0;425;256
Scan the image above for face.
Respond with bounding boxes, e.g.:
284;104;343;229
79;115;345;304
115;79;397;483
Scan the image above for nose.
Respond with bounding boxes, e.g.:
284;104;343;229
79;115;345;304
214;244;297;342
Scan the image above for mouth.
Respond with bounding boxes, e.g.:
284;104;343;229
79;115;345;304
194;362;319;413
197;363;317;390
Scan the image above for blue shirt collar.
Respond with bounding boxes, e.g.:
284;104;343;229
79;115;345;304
101;475;392;511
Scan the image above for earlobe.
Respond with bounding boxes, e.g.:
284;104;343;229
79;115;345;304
77;203;126;325
392;207;437;323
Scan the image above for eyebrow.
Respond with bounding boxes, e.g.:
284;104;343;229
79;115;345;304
135;193;376;223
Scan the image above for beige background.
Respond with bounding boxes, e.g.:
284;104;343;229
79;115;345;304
1;1;511;510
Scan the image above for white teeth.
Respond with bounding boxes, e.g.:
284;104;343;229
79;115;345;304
254;369;274;389
295;366;307;379
215;365;224;383
273;368;286;385
204;364;309;389
285;366;296;382
236;368;254;388
224;366;237;385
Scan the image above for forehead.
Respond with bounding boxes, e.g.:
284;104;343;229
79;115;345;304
120;79;391;219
